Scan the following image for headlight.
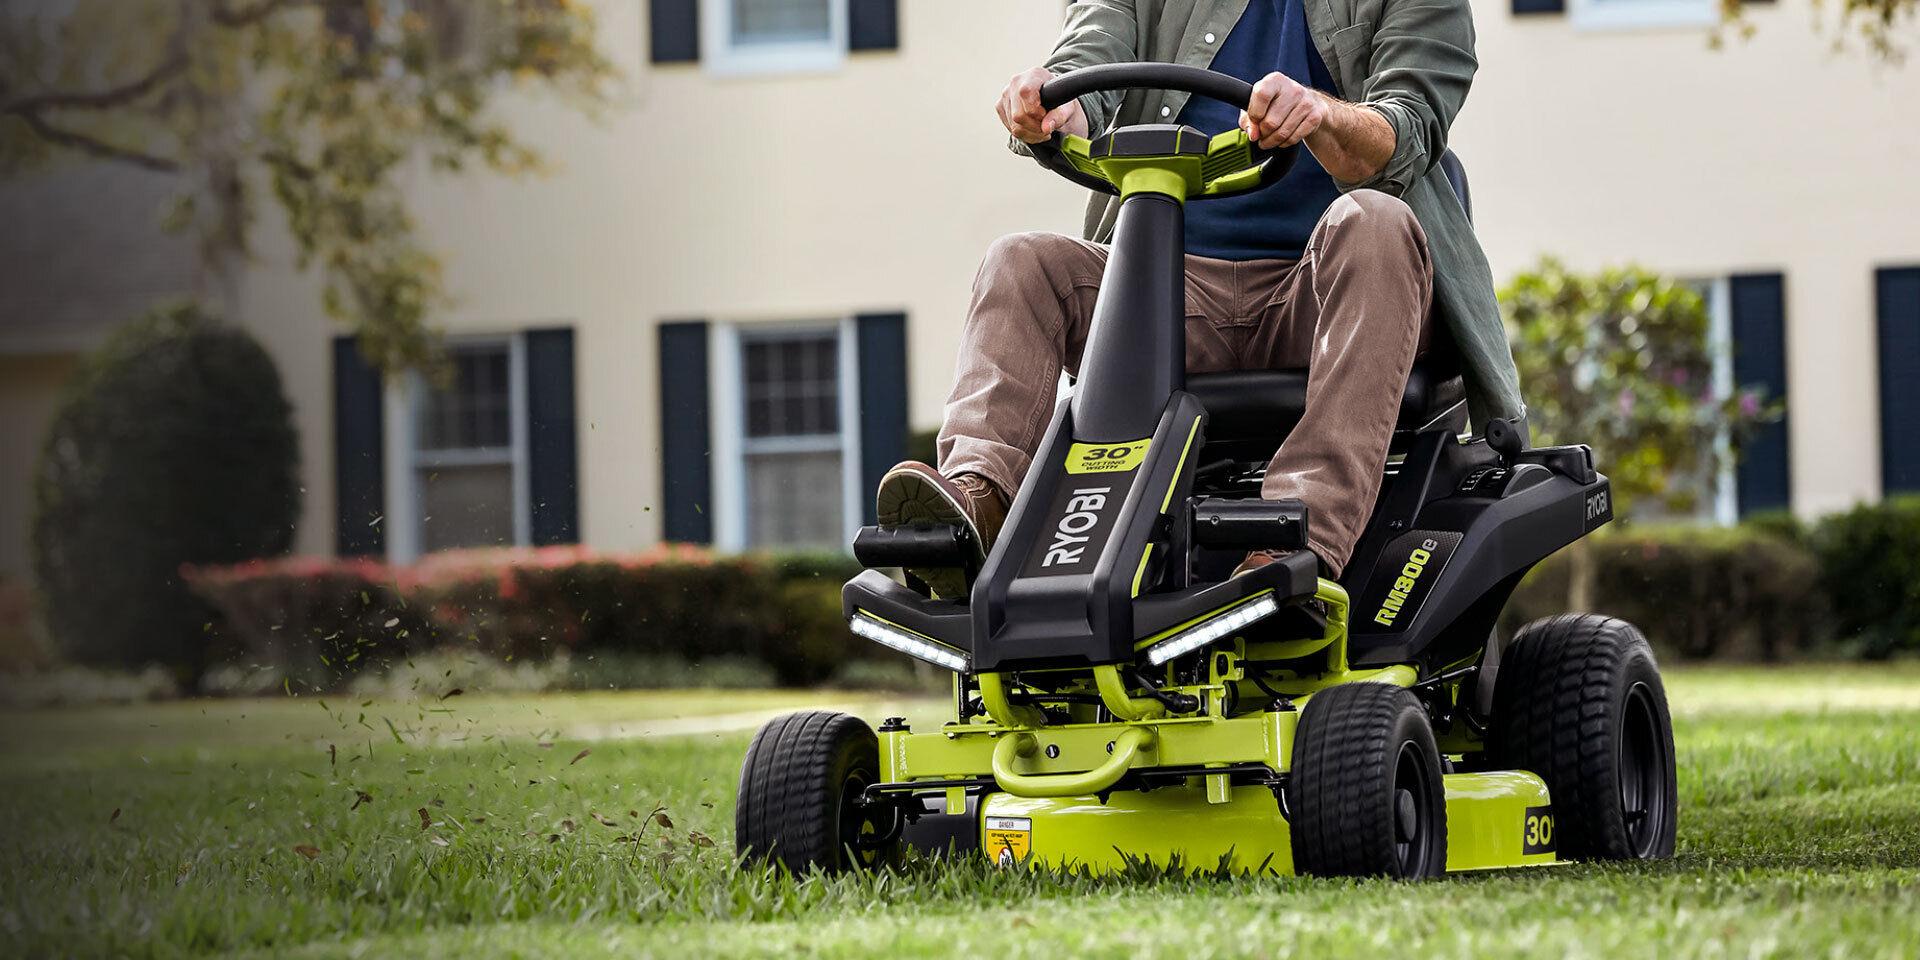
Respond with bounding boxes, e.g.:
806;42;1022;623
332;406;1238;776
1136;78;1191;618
1142;593;1280;666
850;613;970;672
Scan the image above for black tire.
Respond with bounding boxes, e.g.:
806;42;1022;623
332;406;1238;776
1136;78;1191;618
1289;682;1449;879
735;711;897;874
1489;614;1678;862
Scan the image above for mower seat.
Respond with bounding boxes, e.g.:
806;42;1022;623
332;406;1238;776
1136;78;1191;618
1187;357;1467;462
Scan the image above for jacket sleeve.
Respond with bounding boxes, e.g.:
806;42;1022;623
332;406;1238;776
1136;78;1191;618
1010;0;1139;157
1339;0;1477;196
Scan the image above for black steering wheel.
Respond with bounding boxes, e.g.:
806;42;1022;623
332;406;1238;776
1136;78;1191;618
1026;62;1299;200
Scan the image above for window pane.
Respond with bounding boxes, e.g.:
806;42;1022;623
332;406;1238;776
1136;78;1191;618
742;332;838;438
731;0;830;45
419;463;515;552
420;345;512;451
746;450;844;548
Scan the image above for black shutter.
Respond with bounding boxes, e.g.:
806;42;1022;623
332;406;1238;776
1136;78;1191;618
1878;267;1920;494
1511;0;1564;13
332;336;386;556
659;321;713;543
650;0;700;64
1730;273;1792;515
525;328;579;544
856;312;909;525
849;0;899;51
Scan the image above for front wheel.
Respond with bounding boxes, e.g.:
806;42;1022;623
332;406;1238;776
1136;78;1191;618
1289;682;1449;879
1489;614;1678;861
735;711;897;874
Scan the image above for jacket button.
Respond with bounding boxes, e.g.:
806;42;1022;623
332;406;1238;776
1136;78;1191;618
1161;106;1172;117
1205;32;1216;43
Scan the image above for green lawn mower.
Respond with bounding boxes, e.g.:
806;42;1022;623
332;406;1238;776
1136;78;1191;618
735;63;1677;879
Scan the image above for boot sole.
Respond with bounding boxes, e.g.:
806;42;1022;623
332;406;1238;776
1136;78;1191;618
874;470;986;600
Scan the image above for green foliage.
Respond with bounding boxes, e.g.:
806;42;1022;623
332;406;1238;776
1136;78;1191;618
1502;258;1780;517
0;0;614;374
6;674;1920;956
1807;496;1920;658
1718;0;1918;60
31;305;301;672
1506;524;1828;660
183;545;909;692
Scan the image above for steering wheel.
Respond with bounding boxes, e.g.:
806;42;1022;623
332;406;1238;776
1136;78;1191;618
1026;62;1299;200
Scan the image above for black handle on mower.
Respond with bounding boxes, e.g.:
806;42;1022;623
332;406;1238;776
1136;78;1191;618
1026;63;1297;199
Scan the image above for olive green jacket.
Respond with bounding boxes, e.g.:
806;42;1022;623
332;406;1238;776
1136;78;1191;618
1030;0;1522;425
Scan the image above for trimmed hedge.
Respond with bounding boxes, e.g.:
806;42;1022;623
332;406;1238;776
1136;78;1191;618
1504;525;1827;661
33;307;301;673
1807;496;1920;659
183;545;896;691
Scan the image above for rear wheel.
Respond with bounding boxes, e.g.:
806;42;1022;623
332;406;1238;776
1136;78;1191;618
1289;682;1448;879
735;711;898;874
1490;614;1677;861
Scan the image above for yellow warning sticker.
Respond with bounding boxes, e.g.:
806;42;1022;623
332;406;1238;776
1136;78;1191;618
984;816;1032;867
1066;440;1152;475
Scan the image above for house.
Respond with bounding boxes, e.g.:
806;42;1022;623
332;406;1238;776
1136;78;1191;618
2;0;1916;578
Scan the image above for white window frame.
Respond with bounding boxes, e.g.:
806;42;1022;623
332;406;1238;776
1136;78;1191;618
383;334;530;563
709;318;863;553
1706;277;1738;525
1568;0;1717;32
700;0;847;77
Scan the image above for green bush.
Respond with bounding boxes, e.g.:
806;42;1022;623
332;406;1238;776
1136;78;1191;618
32;306;300;673
1505;524;1828;660
1809;497;1920;659
185;545;908;693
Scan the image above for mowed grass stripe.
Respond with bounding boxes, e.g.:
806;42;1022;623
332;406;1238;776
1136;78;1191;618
2;666;1918;958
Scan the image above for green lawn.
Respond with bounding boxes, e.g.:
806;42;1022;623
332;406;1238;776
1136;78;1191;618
3;665;1919;959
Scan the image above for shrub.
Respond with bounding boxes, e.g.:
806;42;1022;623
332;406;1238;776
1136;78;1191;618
32;306;300;673
185;545;909;693
1808;496;1920;659
1505;524;1828;660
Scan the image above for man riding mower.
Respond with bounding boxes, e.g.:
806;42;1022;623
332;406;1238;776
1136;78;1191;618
736;0;1677;879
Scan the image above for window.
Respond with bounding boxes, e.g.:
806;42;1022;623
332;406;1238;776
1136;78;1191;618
1568;0;1716;30
389;338;530;559
710;322;862;551
701;0;847;74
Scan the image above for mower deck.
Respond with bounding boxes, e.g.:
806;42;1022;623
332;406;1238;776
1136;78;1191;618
979;770;1556;875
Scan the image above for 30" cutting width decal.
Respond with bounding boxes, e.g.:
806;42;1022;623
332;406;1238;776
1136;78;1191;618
1066;440;1151;474
1522;805;1554;854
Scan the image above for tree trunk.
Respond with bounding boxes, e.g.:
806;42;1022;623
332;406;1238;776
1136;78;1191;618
1566;538;1596;614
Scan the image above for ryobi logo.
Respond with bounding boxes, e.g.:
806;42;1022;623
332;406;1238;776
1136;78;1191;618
1373;539;1441;627
1586;490;1611;522
1042;487;1112;568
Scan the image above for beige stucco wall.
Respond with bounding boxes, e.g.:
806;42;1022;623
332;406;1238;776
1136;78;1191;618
0;354;76;578
1453;2;1920;517
232;0;1918;559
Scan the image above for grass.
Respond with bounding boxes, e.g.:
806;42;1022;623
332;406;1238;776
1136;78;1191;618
3;665;1919;958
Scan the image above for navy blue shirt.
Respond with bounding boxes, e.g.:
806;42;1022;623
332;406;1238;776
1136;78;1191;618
1177;0;1344;261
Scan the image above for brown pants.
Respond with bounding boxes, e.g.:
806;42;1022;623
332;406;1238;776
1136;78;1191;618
937;190;1434;577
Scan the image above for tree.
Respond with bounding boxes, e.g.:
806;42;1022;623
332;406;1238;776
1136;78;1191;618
0;0;613;374
1503;258;1779;520
1718;0;1917;61
32;306;302;672
1503;259;1783;612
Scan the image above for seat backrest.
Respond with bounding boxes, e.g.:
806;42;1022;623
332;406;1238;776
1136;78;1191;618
1438;149;1471;223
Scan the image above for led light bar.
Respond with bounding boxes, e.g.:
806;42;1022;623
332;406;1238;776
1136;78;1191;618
1143;594;1281;666
850;613;970;672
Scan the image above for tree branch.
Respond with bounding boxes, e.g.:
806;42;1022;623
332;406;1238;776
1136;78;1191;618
13;109;179;172
210;0;322;28
0;53;187;115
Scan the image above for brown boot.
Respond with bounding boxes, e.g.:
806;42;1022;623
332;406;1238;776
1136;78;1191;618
875;462;1009;599
1231;549;1294;579
1234;548;1334;580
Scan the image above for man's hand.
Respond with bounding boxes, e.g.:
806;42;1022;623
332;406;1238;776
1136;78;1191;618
998;66;1088;144
1240;70;1396;184
1240;71;1328;149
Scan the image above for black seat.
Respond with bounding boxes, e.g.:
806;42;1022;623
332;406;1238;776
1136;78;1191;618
1188;149;1476;462
1188;356;1466;462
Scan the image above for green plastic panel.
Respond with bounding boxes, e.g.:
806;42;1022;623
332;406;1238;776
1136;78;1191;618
974;770;1561;876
